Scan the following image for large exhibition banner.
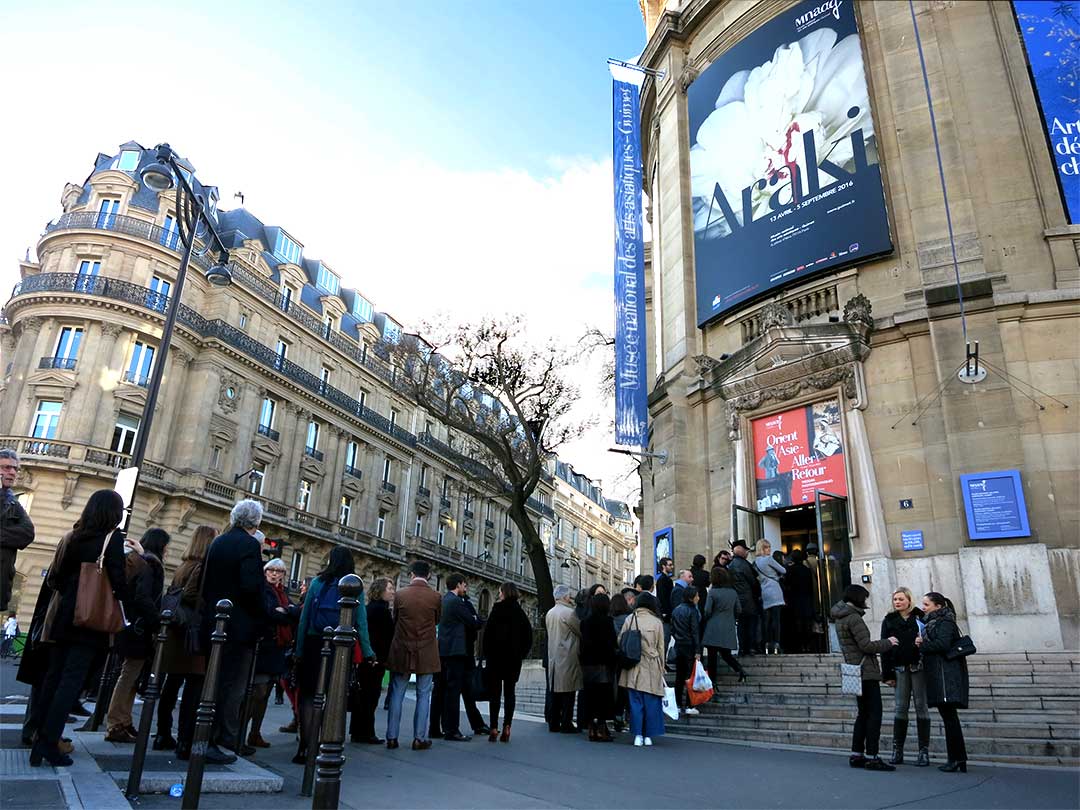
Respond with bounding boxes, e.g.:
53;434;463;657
688;0;892;326
1013;1;1079;224
611;65;648;447
752;398;847;512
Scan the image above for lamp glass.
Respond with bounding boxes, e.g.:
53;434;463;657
140;162;174;192
206;264;232;287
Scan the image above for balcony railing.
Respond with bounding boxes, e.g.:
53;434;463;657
526;496;556;520
485;520;495;530
463;509;474;519
381;480;396;493
39;356;77;371
503;528;513;539
417;486;431;498
304;446;324;462
122;370;150;387
257;423;280;442
343;464;362;479
440;497;452;509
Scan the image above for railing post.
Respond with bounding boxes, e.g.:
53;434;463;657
312;574;361;810
301;628;334;798
182;599;231;810
80;648;120;732
126;609;173;798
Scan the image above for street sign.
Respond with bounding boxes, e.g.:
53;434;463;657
901;530;924;551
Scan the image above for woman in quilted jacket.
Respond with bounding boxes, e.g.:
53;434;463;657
916;592;969;773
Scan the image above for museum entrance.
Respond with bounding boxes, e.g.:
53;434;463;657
731;489;851;654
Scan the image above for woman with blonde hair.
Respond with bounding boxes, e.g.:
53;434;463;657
154;525;215;758
349;576;395;744
754;539;787;655
881;586;931;766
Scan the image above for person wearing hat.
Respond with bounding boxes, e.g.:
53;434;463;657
727;540;761;656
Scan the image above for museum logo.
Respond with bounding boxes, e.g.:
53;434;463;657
794;0;842;32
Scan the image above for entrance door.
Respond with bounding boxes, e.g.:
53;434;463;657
814;490;851;652
731;504;762;552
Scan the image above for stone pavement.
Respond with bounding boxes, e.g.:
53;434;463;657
3;657;1078;809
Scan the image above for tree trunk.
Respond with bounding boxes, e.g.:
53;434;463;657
508;500;554;614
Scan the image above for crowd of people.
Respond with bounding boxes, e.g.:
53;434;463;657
2;446;969;772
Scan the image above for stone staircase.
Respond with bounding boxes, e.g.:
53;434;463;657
514;652;1080;767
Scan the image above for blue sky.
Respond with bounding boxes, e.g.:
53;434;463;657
0;0;648;500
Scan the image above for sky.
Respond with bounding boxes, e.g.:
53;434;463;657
0;0;648;505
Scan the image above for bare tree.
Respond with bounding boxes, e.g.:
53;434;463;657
389;316;587;613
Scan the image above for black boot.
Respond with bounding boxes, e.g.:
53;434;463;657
915;718;931;766
890;717;908;765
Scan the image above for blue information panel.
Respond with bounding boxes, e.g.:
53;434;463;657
901;530;924;551
959;470;1032;541
653;527;673;576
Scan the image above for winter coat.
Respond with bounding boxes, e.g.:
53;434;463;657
545;601;582;693
755;556;786;610
1;491;34;611
701;586;740;650
366;598;395;664
44;529;127;650
254;581;300;676
296;576;374;660
728;555;760;614
656;573;674;621
920;607;969;709
200;526;264;646
439;591;483;658
617;607;665;696
831;601;892;681
162;559;206;675
691;566;710;614
671;601;701;654
386;578;442;675
482;599;532;682
579;610;617;669
785;562;815;619
117;551;166;660
880;608;924;675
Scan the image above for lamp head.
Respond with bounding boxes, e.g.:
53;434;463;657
140;144;175;192
206;254;232;287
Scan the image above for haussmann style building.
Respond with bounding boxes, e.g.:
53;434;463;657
633;0;1079;653
0;140;638;624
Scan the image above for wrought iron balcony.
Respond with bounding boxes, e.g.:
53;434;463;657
504;528;513;539
485;519;495;530
39;356;77;371
440;497;452;509
417;486;431;498
463;509;474;519
257;423;280;442
304;445;324;462
122;370;149;386
343;464;362;479
526;496;556;520
381;480;396;493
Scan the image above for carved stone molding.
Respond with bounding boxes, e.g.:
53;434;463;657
843;293;873;327
299;456;325;479
177;500;198;532
415;494;432;515
61;473;80;509
218;372;242;414
725;363;860;438
677;60;699;94
376;488;398;509
147;494;168;526
15;316;43;339
101;322;124;338
759;301;795;331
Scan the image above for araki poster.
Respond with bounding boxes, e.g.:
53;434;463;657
687;0;892;325
752;399;847;511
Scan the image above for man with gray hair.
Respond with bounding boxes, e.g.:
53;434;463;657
199;499;266;762
0;449;34;611
545;585;582;733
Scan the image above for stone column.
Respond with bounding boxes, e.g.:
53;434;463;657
1;317;44;435
276;405;308;506
87;323;127;448
322;427;346;519
150;349;193;463
232;385;267;480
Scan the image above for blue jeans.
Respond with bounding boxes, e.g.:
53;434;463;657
386;672;433;742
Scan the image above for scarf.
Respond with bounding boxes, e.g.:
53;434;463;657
271;582;293;648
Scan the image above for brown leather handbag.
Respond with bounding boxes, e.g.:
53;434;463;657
73;532;125;634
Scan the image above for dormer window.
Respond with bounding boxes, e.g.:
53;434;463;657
273;231;302;265
316;264;339;295
116;150;140;172
352;294;374;323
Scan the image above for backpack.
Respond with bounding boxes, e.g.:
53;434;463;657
309;580;342;634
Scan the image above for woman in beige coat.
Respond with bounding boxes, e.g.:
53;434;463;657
617;592;666;746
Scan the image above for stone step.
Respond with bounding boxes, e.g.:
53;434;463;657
706;689;1080;710
702;701;1080;727
664;722;1080;761
686;680;1080;699
708;673;1069;688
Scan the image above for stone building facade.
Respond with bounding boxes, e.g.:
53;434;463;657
636;0;1079;650
0;141;637;624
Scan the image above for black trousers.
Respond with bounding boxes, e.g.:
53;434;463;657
212;642;254;749
737;613;759;654
706;646;743;680
39;643;97;747
674;651;695;709
584;682;613;722
349;663;385;740
549;691;575;731
852;680;883;757
937;704;968;762
441;656;468;735
488;675;517;729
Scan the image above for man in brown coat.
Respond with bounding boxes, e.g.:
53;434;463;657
385;560;442;750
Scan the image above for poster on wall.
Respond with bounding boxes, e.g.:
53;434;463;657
1012;1;1079;224
959;469;1032;540
687;0;893;326
752;398;847;512
653;527;673;576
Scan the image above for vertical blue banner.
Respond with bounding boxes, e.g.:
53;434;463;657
1013;1;1079;223
612;69;648;447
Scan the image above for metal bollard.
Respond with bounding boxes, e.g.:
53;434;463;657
312;574;361;810
182;599;232;810
301;628;334;798
126;609;173;798
235;637;261;755
80;648;120;732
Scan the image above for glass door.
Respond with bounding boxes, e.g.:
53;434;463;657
814;490;851;652
731;504;764;552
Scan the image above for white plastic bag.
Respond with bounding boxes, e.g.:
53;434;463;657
692;660;713;692
662;686;679;720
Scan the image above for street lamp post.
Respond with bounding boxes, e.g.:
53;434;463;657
121;144;233;527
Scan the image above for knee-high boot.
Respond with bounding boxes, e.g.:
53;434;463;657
890;717;908;765
915;717;932;766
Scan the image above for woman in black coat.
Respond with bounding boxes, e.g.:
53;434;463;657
350;577;395;744
32;490;128;766
246;558;300;749
916;592;969;772
579;592;617;742
482;582;533;742
785;549;815;653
